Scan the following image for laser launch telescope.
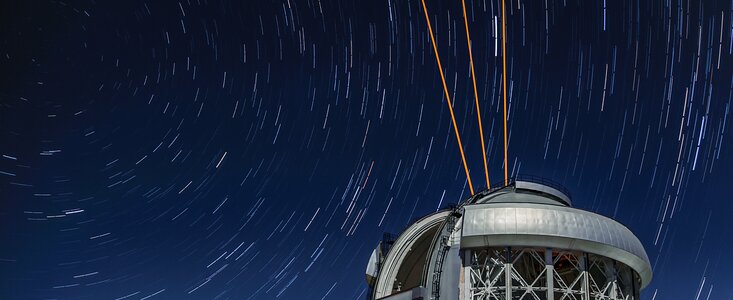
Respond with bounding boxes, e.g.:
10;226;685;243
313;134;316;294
365;176;652;300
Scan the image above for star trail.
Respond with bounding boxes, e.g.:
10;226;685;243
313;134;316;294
1;0;733;299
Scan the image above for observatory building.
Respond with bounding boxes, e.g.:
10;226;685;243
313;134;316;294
365;177;652;300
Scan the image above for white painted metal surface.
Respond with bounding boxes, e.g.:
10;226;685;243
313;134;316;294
367;179;652;300
461;202;652;287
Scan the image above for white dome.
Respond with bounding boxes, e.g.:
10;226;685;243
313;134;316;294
461;202;652;287
367;179;653;300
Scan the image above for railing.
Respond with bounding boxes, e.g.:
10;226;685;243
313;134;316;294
467;175;572;204
512;174;572;201
428;206;464;299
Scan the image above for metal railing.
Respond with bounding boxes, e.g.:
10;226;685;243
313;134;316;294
467;175;572;204
428;207;462;299
512;174;572;200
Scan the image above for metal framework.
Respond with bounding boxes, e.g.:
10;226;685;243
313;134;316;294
366;178;651;300
467;247;639;300
428;209;462;299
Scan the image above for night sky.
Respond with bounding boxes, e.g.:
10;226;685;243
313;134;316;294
1;0;732;299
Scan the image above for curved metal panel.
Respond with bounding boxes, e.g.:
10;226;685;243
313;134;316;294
515;180;571;206
475;188;569;207
373;211;449;299
460;203;652;288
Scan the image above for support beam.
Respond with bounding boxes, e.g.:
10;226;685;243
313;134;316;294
608;261;618;299
581;253;589;300
505;248;512;300
505;262;512;300
462;249;470;300
545;249;554;300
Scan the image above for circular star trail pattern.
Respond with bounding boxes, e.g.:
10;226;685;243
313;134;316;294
1;0;733;299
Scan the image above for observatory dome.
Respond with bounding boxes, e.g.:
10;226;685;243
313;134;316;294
366;177;652;300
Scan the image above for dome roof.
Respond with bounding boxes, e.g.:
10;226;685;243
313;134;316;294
474;178;572;206
461;201;653;287
463;179;652;287
367;178;653;299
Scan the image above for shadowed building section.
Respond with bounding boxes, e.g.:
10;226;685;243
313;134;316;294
366;177;652;300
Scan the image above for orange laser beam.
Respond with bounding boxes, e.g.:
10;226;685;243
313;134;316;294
421;0;475;195
460;0;491;189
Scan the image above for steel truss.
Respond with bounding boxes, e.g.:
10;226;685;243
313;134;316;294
467;248;639;300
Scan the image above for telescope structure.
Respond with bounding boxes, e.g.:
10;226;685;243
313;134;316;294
365;177;652;300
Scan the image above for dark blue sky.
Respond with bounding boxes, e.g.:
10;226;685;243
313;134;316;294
1;0;732;299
